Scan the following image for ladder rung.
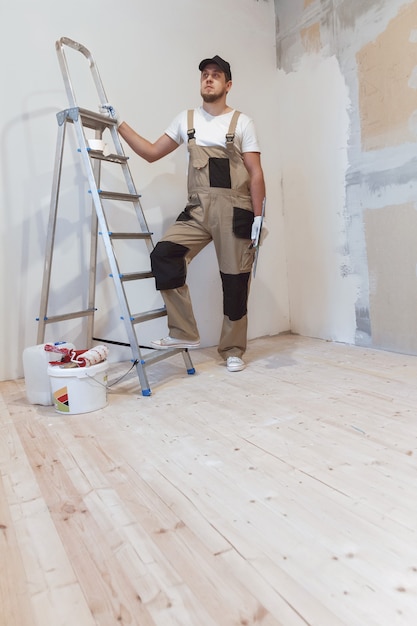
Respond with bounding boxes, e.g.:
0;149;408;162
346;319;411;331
120;271;153;282
98;190;140;202
92;337;130;347
40;309;95;324
130;307;167;324
88;150;128;164
141;348;189;366
109;232;152;240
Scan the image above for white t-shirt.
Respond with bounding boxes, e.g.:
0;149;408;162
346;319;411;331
165;106;261;154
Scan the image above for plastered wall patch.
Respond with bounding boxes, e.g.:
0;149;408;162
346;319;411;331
301;22;322;54
357;0;417;150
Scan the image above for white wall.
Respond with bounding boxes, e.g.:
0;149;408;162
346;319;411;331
1;0;288;381
278;55;358;343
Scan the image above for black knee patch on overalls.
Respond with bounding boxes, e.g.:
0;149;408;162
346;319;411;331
220;271;250;321
150;241;189;290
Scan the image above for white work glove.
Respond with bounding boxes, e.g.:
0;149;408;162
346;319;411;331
99;103;123;127
251;215;263;247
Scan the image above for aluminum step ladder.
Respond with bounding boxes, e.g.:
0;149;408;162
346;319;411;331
37;37;195;396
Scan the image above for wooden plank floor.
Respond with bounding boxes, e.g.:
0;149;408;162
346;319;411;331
1;334;417;626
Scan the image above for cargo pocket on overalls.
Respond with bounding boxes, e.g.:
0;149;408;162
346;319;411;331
232;207;253;239
232;207;255;272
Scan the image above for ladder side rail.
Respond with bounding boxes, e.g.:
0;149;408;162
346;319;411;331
55;39;79;108
181;350;195;373
56;38;109;108
134;360;152;397
131;198;155;257
37;118;67;344
86;156;102;348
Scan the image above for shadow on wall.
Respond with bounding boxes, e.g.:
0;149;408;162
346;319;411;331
1;106;68;377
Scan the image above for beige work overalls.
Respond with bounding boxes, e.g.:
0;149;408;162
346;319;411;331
150;110;255;359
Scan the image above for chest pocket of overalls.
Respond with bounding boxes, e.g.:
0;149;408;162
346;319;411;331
191;153;209;171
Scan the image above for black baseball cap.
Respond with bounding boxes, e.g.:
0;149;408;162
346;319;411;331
199;55;232;81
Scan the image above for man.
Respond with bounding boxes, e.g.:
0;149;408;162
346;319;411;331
106;55;265;372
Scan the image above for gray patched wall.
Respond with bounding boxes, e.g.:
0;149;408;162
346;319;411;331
275;0;417;354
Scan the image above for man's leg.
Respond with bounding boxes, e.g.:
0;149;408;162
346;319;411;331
211;204;255;363
217;271;251;360
150;211;211;346
160;284;200;342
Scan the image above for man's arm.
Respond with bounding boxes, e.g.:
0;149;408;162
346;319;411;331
118;122;179;163
242;152;266;216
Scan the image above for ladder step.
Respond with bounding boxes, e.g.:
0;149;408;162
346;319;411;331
39;309;95;324
98;190;140;202
119;271;154;282
130;307;167;324
109;232;152;240
78;107;117;130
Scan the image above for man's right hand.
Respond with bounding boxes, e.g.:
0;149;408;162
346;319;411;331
251;215;263;247
99;103;122;126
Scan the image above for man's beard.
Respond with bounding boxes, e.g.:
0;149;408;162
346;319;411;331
201;88;226;103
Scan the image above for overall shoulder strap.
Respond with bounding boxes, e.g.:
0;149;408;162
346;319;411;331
187;109;195;141
226;110;241;144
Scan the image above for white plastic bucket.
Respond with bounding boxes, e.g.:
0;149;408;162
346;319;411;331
23;342;75;405
47;361;108;414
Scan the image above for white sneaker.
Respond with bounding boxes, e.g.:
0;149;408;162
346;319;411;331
226;356;245;372
150;336;200;350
